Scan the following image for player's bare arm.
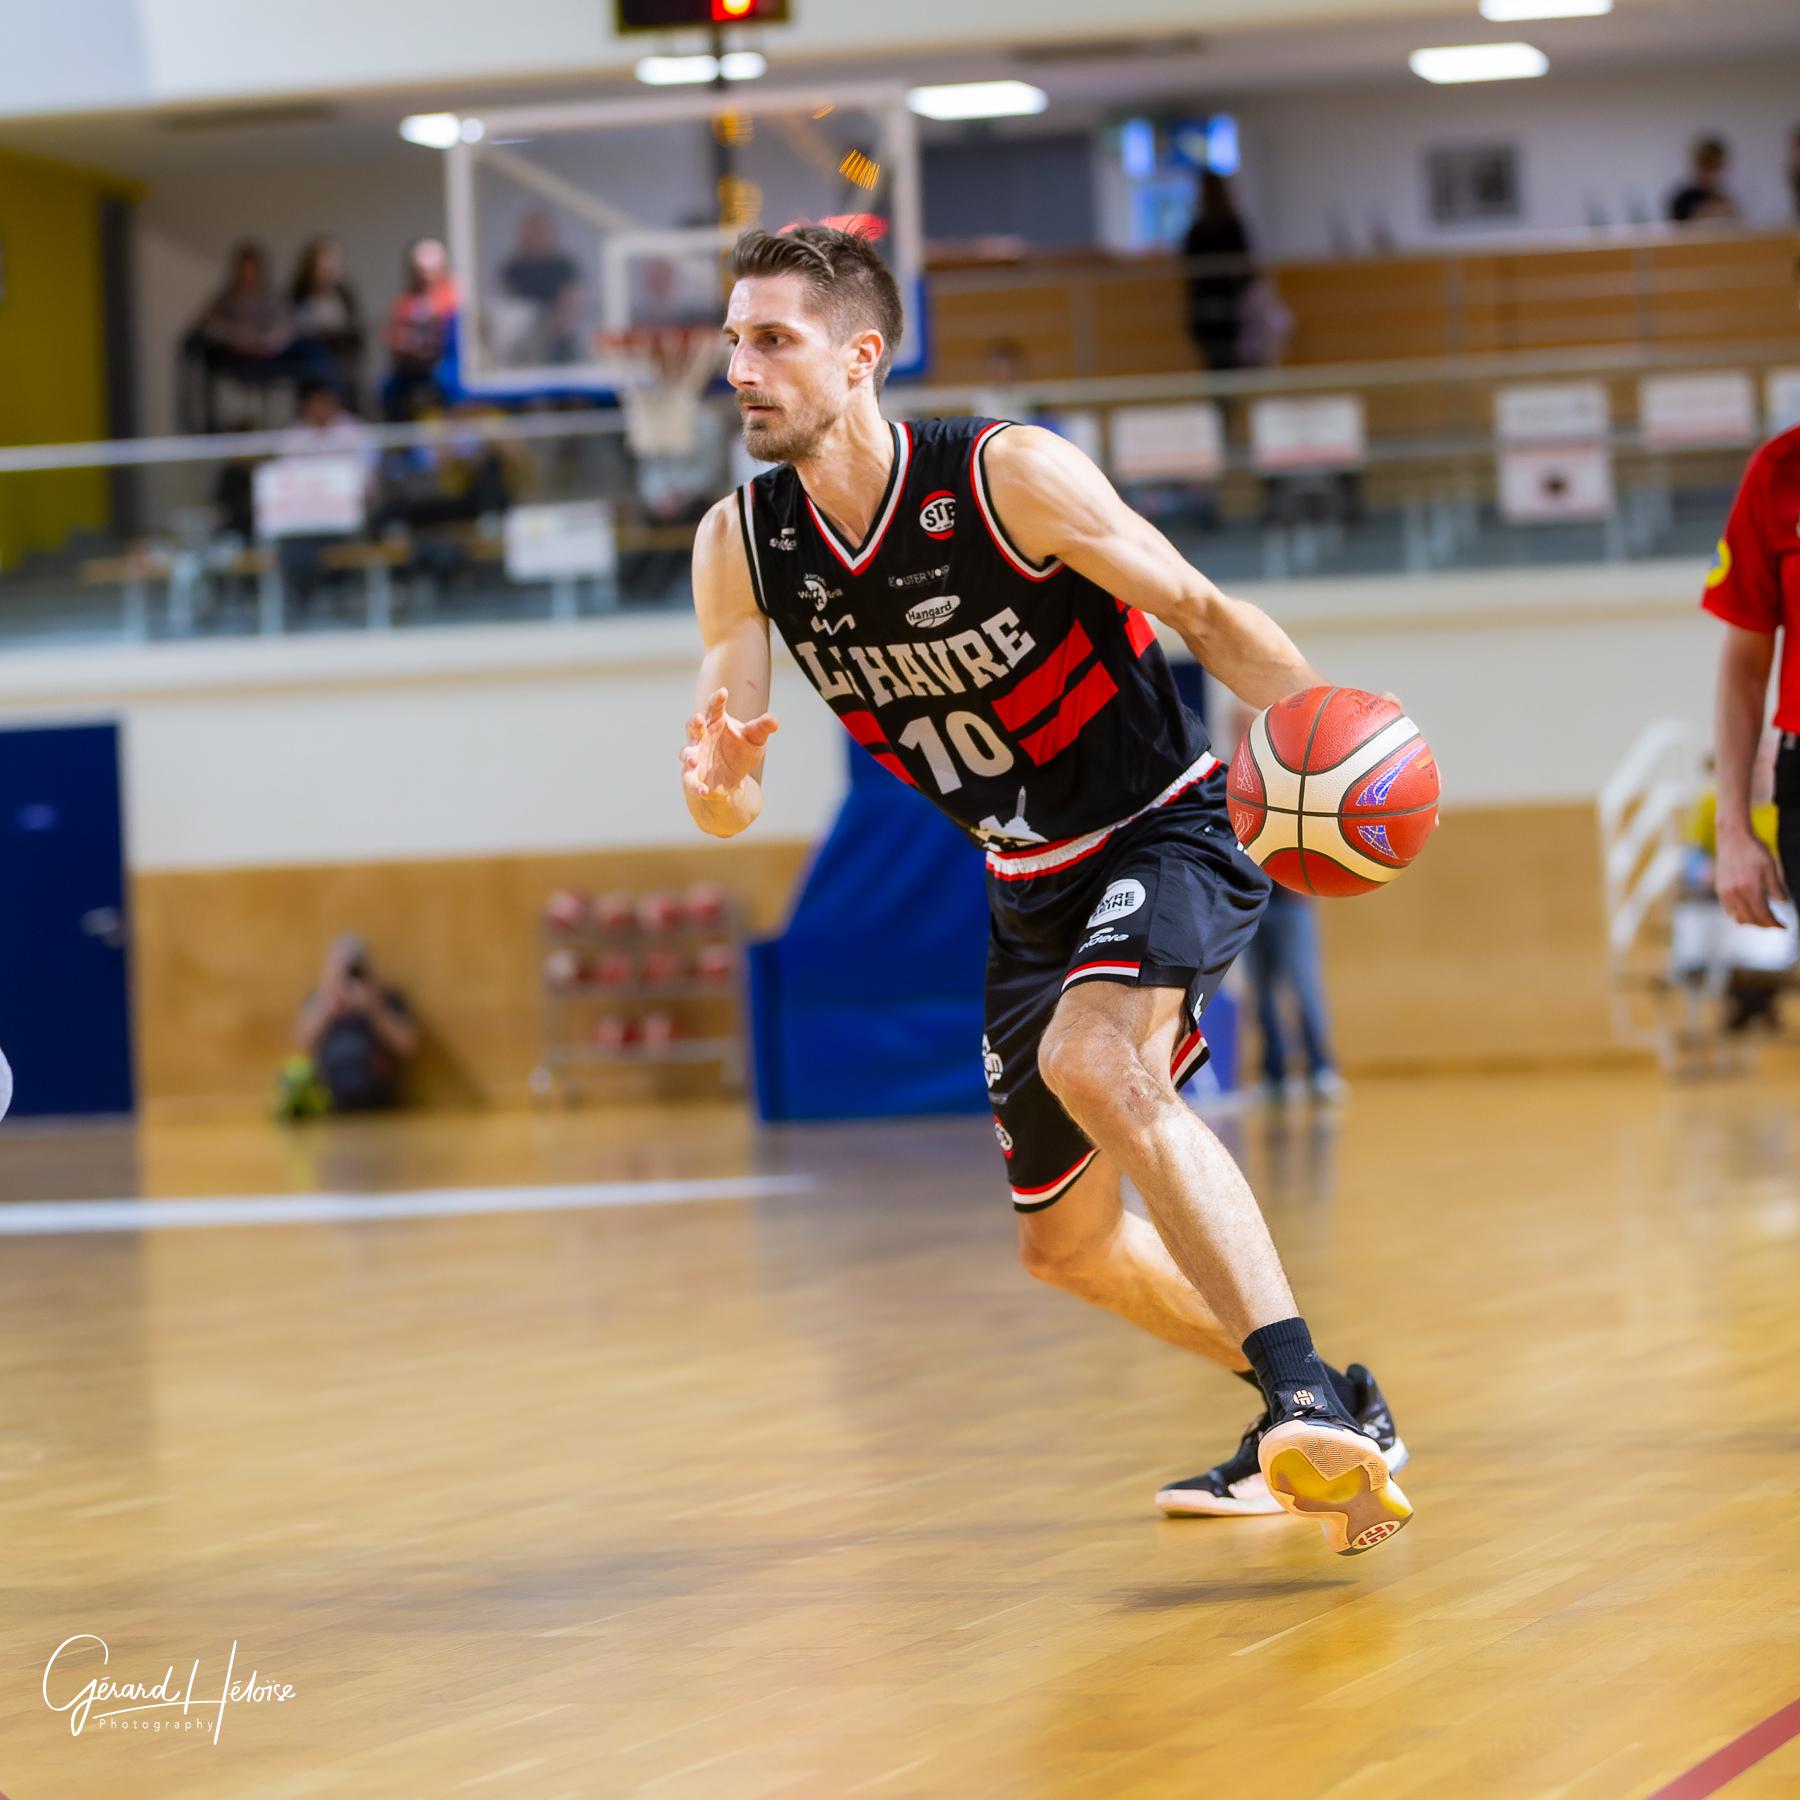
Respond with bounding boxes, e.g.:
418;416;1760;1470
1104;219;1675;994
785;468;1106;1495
1712;621;1788;926
682;497;780;839
981;424;1323;709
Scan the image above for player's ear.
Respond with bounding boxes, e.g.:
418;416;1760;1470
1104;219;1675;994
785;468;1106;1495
844;327;883;390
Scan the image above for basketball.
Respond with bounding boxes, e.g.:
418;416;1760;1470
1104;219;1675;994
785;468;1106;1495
1227;686;1440;896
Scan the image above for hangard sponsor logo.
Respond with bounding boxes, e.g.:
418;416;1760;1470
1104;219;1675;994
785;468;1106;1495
904;594;961;630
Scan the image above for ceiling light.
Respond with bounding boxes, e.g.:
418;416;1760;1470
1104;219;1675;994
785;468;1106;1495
1480;0;1609;18
635;52;766;85
399;113;462;149
1409;42;1549;83
905;81;1048;122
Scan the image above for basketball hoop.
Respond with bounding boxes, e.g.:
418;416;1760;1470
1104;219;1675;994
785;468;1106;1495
594;326;723;459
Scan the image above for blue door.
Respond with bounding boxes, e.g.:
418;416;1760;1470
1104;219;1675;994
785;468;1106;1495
0;723;134;1117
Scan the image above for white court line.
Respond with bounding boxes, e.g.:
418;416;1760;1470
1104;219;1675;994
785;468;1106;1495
0;1174;815;1236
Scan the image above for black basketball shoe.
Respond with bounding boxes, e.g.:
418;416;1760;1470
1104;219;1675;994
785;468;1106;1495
1258;1377;1412;1556
1156;1364;1408;1520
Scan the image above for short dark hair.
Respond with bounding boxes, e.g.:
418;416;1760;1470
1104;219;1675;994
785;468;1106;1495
728;225;905;391
1693;134;1728;168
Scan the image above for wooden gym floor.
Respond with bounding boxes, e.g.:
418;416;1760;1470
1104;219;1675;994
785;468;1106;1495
0;1066;1795;1799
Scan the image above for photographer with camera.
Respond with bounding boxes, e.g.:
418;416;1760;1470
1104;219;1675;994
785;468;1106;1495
284;935;419;1116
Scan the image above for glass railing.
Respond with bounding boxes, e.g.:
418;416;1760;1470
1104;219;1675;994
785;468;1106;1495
0;340;1784;650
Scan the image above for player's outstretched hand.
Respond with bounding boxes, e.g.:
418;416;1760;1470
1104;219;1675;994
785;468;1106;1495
680;687;779;803
1716;831;1790;929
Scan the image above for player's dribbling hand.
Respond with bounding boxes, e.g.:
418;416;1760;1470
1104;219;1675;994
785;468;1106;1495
680;688;779;807
1716;831;1790;929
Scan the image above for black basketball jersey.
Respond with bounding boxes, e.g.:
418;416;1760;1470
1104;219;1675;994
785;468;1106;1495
734;416;1212;852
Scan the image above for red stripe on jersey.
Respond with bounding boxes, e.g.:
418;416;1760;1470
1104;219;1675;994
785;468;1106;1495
991;621;1093;731
1019;662;1120;766
837;709;887;748
837;710;918;785
1117;599;1156;656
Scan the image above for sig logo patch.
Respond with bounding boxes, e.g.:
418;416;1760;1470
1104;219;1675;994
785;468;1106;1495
919;491;956;540
905;594;962;631
1086;878;1146;928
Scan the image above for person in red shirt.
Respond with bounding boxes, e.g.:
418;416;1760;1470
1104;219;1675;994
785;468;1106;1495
1703;424;1800;926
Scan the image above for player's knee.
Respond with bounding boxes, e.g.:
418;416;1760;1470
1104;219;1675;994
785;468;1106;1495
1037;1019;1109;1113
1039;1020;1162;1129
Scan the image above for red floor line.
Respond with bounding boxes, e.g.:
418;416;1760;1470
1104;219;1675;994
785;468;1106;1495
1645;1696;1800;1800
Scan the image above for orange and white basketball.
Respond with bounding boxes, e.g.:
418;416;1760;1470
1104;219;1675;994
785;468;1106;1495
1227;686;1440;897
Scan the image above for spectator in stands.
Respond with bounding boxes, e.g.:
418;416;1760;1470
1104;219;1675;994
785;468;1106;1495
289;236;366;406
278;378;375;461
186;242;325;426
382;237;458;420
500;210;584;364
287;935;419;1113
272;380;377;613
1667;135;1740;225
1183;172;1254;372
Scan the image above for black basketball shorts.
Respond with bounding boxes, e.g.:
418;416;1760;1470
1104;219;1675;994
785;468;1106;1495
981;753;1271;1210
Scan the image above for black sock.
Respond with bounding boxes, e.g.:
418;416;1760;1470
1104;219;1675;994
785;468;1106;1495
1241;1317;1352;1418
1233;1354;1357;1415
1323;1362;1362;1416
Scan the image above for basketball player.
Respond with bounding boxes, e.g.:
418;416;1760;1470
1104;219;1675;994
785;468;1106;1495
1705;422;1799;926
680;226;1410;1555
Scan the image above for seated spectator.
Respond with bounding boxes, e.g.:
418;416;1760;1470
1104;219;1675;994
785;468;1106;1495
1667;136;1740;225
499;210;585;365
269;381;377;613
383;237;458;421
289;236;366;406
286;935;419;1114
186;242;327;427
278;379;376;461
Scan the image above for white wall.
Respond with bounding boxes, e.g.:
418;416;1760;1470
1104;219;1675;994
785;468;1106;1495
0;561;1722;874
1234;60;1800;259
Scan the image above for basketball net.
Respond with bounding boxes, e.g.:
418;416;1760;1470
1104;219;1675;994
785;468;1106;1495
593;327;723;459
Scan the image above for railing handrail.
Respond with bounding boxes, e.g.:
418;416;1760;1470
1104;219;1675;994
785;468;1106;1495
2;338;1793;479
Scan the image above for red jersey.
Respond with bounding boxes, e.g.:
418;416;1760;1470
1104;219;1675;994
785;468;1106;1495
1702;424;1800;731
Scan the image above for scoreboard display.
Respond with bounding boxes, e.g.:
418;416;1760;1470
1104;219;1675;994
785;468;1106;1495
616;0;790;28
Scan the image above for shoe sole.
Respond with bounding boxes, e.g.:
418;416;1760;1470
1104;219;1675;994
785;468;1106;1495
1258;1421;1413;1554
1156;1436;1408;1519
